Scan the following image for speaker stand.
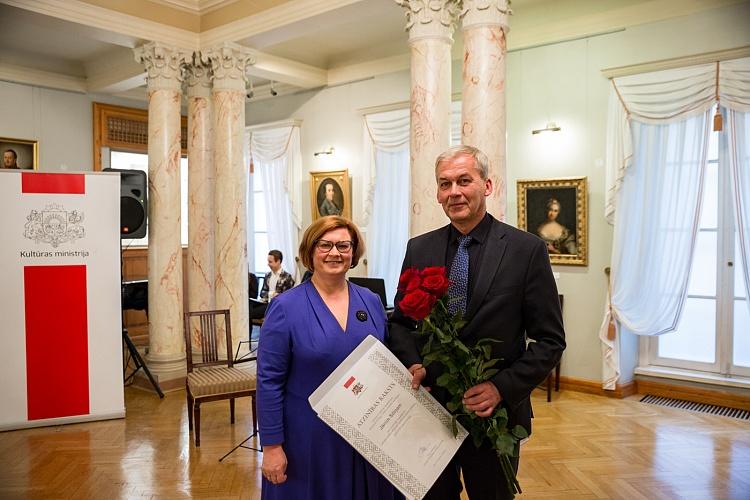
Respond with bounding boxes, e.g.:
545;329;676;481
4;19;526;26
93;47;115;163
122;328;164;398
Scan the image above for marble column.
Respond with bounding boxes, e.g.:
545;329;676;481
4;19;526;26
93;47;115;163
205;43;254;352
397;0;461;236
185;59;215;352
460;0;511;221
134;42;189;385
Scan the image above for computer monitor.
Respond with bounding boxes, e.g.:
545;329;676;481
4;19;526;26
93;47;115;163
349;277;389;309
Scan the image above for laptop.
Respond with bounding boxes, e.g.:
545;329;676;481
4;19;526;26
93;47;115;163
349;277;390;310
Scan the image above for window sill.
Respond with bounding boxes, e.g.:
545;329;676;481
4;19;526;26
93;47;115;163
635;365;750;390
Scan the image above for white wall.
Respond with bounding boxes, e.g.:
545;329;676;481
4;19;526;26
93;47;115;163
245;2;750;384
0;81;146;172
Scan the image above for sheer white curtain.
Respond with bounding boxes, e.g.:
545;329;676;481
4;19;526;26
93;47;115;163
363;109;410;306
602;56;750;387
728;108;750;312
249;125;302;281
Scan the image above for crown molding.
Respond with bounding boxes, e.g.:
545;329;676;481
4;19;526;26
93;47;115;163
602;45;750;79
199;0;364;47
328;53;410;87
149;0;235;14
1;0;199;50
0;62;88;93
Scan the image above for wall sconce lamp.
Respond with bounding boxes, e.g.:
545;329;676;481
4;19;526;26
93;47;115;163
314;147;335;157
245;79;254;99
532;121;561;135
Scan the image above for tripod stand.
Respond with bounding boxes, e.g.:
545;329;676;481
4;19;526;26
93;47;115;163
219;429;261;462
122;327;164;398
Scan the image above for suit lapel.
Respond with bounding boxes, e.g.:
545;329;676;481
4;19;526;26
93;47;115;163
465;219;507;320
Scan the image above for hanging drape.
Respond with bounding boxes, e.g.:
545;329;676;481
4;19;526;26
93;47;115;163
248;125;302;281
602;56;750;388
728;108;750;312
362;109;410;305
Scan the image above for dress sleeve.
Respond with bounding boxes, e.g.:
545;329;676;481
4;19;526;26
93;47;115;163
257;299;292;446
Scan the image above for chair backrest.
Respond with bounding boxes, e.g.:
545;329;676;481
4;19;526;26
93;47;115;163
349;277;388;308
249;273;259;300
183;309;234;372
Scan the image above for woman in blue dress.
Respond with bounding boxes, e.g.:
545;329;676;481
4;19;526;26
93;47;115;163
258;216;402;500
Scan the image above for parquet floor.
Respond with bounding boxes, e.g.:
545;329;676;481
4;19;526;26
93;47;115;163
0;387;748;499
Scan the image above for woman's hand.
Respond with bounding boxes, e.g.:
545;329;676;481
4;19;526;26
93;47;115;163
261;445;288;485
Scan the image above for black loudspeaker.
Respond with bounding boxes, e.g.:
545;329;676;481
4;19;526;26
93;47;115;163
104;168;147;239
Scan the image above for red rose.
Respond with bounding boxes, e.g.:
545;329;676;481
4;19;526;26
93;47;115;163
398;268;422;293
420;266;446;277
399;288;437;321
421;273;450;298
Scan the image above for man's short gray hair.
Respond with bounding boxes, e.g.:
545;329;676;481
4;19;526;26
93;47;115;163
434;145;489;180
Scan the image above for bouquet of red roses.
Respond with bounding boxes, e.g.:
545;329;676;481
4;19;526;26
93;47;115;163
397;266;526;497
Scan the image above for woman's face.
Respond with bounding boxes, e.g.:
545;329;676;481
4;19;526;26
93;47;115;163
547;202;560;221
312;227;353;279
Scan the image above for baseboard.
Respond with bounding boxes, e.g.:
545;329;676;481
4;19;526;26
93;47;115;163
635;378;750;411
558;376;636;398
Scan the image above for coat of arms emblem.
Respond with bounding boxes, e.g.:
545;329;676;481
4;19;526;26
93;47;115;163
24;203;85;247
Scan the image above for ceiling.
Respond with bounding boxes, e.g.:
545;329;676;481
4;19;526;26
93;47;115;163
0;0;744;101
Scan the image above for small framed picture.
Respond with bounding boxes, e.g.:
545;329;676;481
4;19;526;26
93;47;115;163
1;137;38;170
310;170;351;221
517;177;587;266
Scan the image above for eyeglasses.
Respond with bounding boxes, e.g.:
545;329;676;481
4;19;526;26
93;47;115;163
315;239;354;253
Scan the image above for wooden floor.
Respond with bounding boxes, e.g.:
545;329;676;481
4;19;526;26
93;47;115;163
1;387;749;499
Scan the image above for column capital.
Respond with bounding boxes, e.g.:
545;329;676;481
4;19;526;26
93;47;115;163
461;0;512;31
185;59;212;99
134;42;189;92
202;43;256;92
395;0;461;43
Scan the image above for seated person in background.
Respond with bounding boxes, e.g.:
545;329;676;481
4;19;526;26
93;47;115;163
261;250;295;301
252;250;296;321
301;269;313;283
249;273;260;300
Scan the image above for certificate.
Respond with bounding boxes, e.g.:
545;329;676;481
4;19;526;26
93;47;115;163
309;335;468;499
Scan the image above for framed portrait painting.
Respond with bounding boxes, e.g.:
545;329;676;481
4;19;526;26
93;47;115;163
1;137;38;170
310;170;351;221
517;177;587;266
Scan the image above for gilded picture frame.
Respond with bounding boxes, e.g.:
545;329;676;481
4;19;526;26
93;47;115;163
517;177;588;266
310;169;351;221
1;137;38;170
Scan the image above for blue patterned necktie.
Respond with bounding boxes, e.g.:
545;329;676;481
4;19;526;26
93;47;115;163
448;235;472;315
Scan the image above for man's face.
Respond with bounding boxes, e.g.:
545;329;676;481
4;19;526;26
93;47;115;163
436;154;492;227
3;152;15;168
267;255;281;273
325;184;334;201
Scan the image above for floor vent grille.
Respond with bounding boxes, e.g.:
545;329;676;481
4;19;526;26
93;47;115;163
640;394;750;420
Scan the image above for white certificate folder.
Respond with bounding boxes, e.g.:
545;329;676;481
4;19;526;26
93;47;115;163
309;335;468;499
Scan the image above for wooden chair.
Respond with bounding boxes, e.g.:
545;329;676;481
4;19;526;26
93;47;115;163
184;309;257;447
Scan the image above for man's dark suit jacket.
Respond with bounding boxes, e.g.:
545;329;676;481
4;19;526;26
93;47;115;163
388;216;566;434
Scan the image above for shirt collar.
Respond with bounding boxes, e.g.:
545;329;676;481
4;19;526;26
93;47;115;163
450;212;492;245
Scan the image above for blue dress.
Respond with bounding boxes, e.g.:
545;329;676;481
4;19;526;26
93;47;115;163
258;281;403;500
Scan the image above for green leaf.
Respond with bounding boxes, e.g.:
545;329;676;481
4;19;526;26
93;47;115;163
512;425;529;439
482;368;499;380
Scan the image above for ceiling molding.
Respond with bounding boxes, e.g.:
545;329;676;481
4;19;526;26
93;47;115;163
1;0;199;50
149;0;235;14
249;51;327;88
199;0;365;47
0;62;88;93
328;53;410;87
602;45;750;79
507;0;745;52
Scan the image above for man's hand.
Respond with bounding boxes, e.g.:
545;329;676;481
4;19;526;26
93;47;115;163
261;445;288;485
463;381;502;417
407;363;429;391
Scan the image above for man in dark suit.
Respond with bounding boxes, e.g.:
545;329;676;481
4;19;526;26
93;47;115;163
389;145;566;500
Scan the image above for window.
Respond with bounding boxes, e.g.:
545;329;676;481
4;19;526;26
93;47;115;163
646;130;750;377
249;168;267;276
110;151;188;247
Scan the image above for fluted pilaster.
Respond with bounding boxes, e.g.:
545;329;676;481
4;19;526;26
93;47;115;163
204;43;255;352
185;58;215;352
396;0;461;236
461;0;511;220
134;42;189;384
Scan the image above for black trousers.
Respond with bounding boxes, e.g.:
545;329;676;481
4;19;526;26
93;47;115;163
424;438;520;500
